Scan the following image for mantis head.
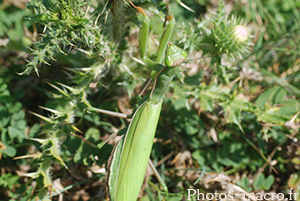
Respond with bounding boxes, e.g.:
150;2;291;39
165;43;188;67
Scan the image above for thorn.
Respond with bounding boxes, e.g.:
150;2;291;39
29;111;54;123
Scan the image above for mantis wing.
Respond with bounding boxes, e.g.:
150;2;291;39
107;101;163;201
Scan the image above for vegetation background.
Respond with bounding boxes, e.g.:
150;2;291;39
0;0;300;200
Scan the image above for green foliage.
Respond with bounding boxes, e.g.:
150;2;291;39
236;173;275;192
1;0;300;200
0;78;28;158
0;2;31;46
0;173;19;189
253;173;275;191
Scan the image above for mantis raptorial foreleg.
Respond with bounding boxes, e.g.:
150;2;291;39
106;2;187;201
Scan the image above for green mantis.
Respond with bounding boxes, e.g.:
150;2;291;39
107;2;187;201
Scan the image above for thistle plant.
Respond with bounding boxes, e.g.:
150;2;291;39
19;0;117;198
23;0;112;75
200;1;253;60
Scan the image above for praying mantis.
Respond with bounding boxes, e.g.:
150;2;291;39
106;2;187;200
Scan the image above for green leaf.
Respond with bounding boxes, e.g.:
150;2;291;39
8;126;18;139
0;82;7;92
0;94;13;104
173;98;187;110
8;126;26;143
253;173;265;190
15;119;27;129
0;108;10;128
270;129;287;143
50;136;68;169
288;173;300;188
28;124;41;138
273;88;287;103
12;110;25;120
257;106;287;124
199;93;214;112
236;177;252;192
197;85;231;112
0;129;9;145
255;86;287;107
262;175;275;190
221;97;252;131
73;150;82;163
278;99;299;117
39;160;52;187
85;127;101;141
192;150;206;166
0;173;19;189
8;102;22;113
1;145;17;157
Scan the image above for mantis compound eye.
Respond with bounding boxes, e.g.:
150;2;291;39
165;43;187;67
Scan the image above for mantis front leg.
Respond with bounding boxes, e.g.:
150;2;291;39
106;2;187;201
